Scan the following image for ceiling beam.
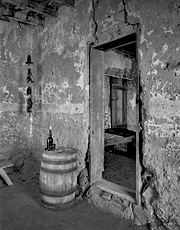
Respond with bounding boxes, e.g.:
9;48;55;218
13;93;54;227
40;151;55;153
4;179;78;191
7;15;39;26
51;0;75;8
3;0;57;17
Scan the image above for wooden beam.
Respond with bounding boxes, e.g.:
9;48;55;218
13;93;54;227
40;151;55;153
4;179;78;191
93;179;136;203
135;25;142;206
0;167;13;186
4;0;57;17
105;73;133;81
105;40;136;52
51;0;75;7
111;84;128;91
7;16;39;26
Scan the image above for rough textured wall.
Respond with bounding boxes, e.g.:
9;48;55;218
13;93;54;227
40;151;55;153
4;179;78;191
0;20;39;166
92;0;180;228
128;0;180;228
37;0;91;170
0;0;91;174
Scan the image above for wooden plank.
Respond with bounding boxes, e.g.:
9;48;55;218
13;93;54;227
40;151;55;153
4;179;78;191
135;25;142;205
7;16;38;26
93;32;136;50
4;0;57;17
90;48;105;183
93;179;136;203
0;159;13;169
105;74;133;81
104;41;136;52
112;84;127;91
122;80;127;125
0;167;13;186
111;77;118;127
105;134;134;146
51;0;75;7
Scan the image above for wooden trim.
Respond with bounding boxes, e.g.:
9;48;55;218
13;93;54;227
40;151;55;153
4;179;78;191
93;179;136;203
89;47;105;183
105;73;133;81
112;84;127;91
93;31;136;50
52;0;75;7
135;25;141;205
122;81;127;125
90;29;141;206
105;41;136;52
6;16;38;26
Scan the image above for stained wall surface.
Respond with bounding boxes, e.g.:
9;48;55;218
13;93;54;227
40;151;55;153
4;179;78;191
0;21;39;163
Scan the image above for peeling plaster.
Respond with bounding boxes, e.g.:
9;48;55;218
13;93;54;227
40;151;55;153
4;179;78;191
149;91;180;119
175;68;180;76
151;50;166;69
147;30;154;36
129;92;136;110
139;49;143;60
162;43;168;53
163;27;173;34
74;49;85;89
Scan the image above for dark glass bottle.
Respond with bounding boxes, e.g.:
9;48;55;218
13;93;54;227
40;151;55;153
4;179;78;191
46;126;53;150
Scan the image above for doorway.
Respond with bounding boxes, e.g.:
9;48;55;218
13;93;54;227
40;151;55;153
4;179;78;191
90;28;141;204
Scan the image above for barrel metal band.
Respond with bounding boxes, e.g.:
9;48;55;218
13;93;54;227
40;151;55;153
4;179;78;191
40;166;77;174
41;199;74;209
41;158;76;165
40;186;76;197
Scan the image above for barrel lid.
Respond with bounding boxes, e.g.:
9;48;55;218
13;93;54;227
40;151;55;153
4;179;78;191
43;147;77;156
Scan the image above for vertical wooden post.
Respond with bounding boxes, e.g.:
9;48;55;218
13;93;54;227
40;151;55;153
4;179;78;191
135;25;142;205
89;47;105;183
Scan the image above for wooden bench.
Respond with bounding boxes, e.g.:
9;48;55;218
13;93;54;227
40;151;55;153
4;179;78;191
105;128;135;147
0;159;13;186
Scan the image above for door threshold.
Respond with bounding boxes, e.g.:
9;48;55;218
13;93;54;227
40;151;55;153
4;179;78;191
92;179;136;203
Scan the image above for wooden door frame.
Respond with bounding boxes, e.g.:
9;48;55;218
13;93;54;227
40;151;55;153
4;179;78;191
89;26;141;205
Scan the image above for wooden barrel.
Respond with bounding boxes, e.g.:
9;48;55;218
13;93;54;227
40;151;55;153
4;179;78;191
39;147;77;209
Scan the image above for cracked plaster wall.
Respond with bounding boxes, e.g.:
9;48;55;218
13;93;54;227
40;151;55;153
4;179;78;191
0;20;39;163
92;0;180;228
36;0;91;170
0;0;91;172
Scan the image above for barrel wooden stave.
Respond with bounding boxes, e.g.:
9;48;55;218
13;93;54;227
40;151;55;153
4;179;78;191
39;147;77;209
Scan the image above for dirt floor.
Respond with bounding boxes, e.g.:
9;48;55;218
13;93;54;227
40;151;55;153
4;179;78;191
0;170;149;230
103;149;136;190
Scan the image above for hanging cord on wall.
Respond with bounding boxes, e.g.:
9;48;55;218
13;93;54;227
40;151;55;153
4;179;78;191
26;55;34;115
